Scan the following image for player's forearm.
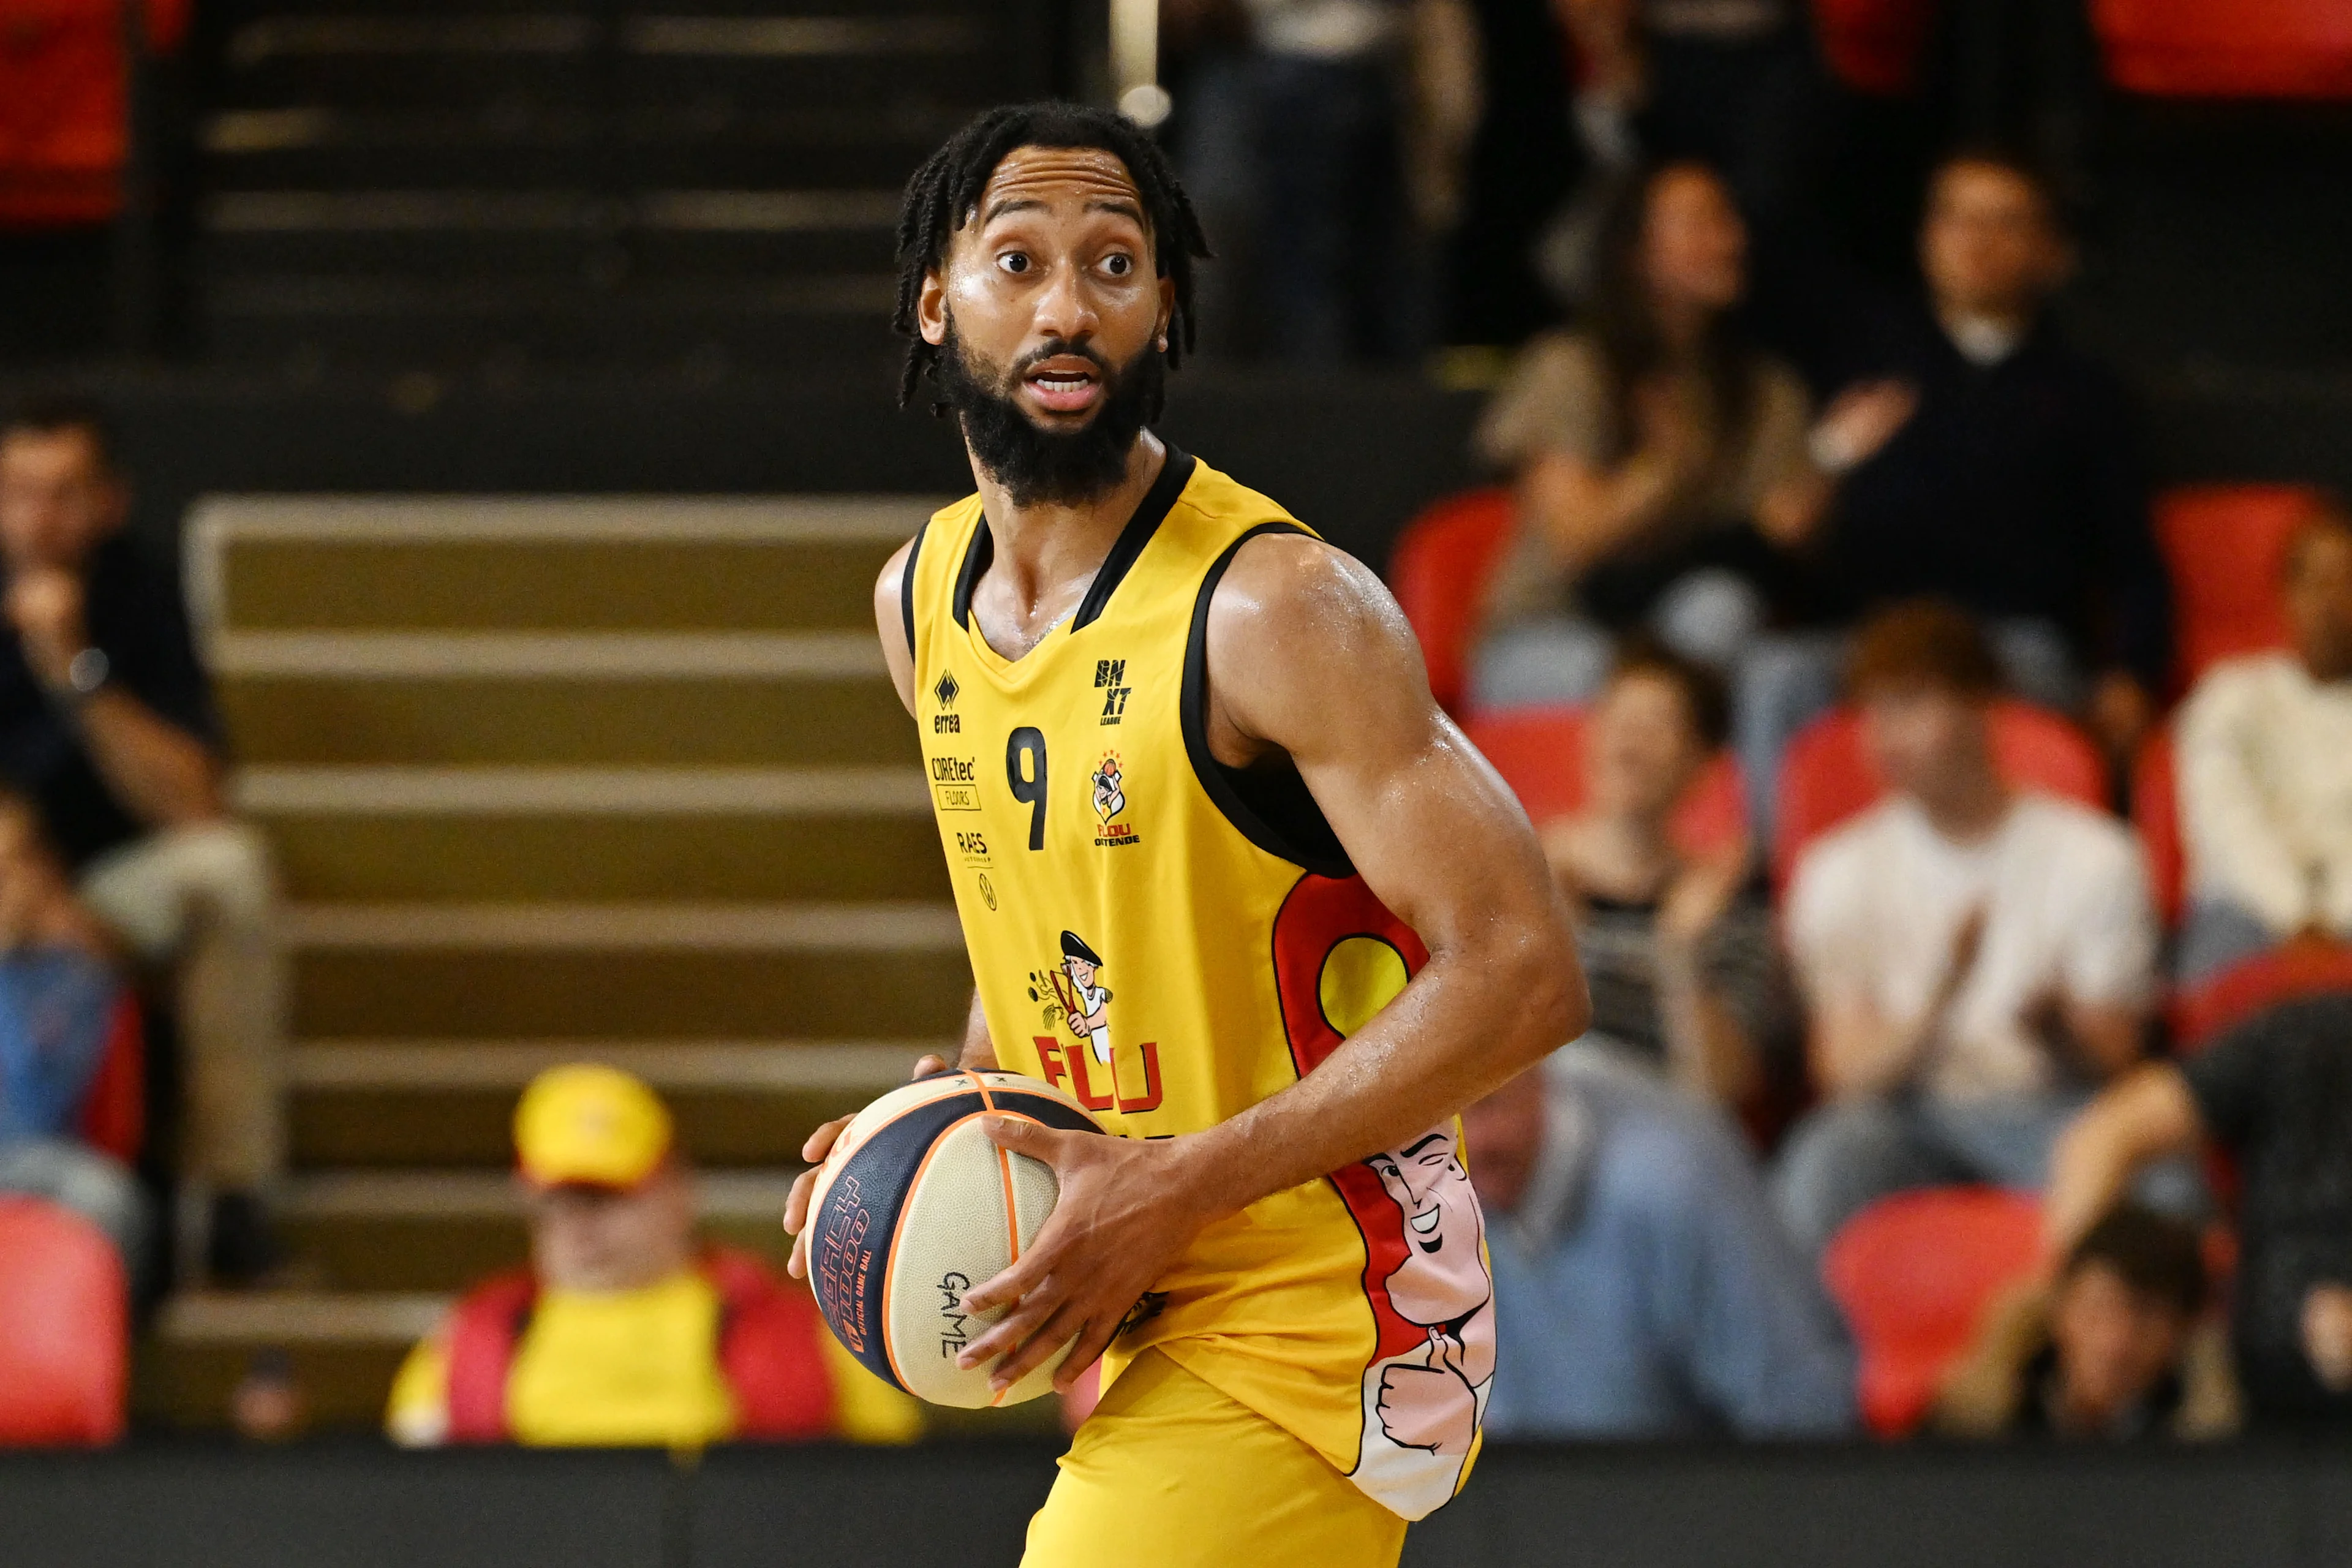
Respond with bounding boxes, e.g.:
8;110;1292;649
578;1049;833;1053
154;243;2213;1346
1167;927;1586;1222
958;990;1000;1071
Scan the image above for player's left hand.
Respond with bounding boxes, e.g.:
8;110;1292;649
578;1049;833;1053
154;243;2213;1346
954;1115;1213;1395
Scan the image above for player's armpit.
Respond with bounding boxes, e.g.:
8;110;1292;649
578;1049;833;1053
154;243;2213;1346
872;537;919;718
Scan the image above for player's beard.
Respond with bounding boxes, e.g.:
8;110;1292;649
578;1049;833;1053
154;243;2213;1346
933;317;1164;508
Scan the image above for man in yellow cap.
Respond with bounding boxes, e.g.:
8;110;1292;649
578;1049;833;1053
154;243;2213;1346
386;1064;918;1447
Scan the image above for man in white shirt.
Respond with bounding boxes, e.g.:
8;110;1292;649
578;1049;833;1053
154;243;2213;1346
2173;505;2352;982
1773;603;2162;1256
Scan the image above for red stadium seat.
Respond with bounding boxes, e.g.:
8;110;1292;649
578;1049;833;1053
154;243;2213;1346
2092;0;2352;98
0;1196;127;1446
1461;704;1748;858
0;0;189;227
1773;701;2109;891
2170;940;2352;1053
1822;1186;2043;1437
2155;484;2324;691
1812;0;1940;96
2133;728;2184;927
75;994;144;1166
1389;488;1515;715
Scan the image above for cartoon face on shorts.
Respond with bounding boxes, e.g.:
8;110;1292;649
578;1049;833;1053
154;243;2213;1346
1365;1128;1490;1327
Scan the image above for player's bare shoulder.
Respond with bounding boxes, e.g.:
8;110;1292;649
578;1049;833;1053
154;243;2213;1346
873;535;921;716
1201;530;1433;762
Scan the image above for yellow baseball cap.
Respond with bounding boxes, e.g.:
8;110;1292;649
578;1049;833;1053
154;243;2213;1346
513;1065;673;1189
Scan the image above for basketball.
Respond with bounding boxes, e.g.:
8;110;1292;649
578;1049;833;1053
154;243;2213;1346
804;1070;1105;1408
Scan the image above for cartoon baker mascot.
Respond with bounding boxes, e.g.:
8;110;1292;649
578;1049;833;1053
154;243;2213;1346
1057;930;1114;1067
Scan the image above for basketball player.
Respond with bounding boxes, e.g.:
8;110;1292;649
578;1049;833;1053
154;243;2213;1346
782;103;1586;1566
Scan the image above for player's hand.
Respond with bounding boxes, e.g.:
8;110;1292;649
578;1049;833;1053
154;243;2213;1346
783;1052;950;1280
6;567;88;690
954;1117;1213;1395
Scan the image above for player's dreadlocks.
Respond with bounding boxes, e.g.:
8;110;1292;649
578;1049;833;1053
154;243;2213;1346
892;102;1212;412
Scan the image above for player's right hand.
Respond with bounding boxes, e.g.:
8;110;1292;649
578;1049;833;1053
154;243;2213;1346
783;1052;949;1281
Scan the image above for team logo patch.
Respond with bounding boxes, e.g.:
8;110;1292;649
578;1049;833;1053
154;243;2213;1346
1022;930;1163;1114
930;672;960;734
1091;752;1140;848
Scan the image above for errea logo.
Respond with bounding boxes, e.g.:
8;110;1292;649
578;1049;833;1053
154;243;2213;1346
932;672;961;734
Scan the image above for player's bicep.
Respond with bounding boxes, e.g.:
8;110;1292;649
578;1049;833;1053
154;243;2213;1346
1208;538;1564;957
873;539;918;718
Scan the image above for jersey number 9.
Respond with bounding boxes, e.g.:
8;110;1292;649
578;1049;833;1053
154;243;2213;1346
1006;728;1048;850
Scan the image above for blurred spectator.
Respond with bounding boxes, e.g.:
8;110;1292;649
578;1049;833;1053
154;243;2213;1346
2046;995;2352;1431
1463;1045;1858;1438
1773;603;2161;1256
1172;0;1431;362
1540;641;1789;1104
0;396;284;1284
1552;0;1822;232
1936;1202;2237;1441
1444;0;1581;346
1471;162;1910;710
386;1065;919;1449
0;792;146;1289
2173;504;2352;983
1741;152;2170;826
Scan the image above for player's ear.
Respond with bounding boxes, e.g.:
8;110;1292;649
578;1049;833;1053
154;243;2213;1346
1155;273;1174;353
918;268;949;347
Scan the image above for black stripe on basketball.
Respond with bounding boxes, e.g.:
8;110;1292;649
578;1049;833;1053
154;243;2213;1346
985;1091;1107;1137
815;1091;984;1392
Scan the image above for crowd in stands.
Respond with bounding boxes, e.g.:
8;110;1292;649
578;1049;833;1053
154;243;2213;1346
1397;114;2352;1441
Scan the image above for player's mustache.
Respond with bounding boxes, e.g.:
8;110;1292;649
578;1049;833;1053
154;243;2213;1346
1008;339;1114;381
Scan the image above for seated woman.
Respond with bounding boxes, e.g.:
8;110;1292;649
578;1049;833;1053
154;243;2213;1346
1471;160;1907;712
1539;641;1791;1108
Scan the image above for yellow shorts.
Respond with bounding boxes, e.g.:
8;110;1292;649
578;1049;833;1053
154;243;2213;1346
1022;1349;1406;1568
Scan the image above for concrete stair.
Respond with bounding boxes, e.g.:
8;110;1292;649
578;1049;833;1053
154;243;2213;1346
138;494;1030;1433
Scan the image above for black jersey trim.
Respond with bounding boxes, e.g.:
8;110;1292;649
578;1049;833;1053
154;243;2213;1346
1181;522;1357;880
1072;447;1195;631
950;512;990;631
897;519;927;664
946;443;1197;636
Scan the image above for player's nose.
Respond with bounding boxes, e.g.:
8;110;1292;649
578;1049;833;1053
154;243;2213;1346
1030;258;1099;342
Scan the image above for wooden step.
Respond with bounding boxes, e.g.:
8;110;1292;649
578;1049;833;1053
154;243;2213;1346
199;189;898;277
189;496;935;631
216;663;916;768
287;1035;946;1167
279;1167;802;1288
287;901;972;1041
137;1291;440;1430
241;765;945;902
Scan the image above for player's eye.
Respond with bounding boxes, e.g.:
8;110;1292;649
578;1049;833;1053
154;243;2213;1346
1102;253;1134;277
998;252;1031;275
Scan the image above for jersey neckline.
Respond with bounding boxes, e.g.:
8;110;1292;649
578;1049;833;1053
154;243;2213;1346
949;443;1199;680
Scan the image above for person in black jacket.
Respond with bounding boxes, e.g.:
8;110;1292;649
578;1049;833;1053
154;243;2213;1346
1735;151;2173;839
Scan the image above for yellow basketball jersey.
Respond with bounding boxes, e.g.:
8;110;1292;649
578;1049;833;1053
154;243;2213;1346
902;448;1493;1521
